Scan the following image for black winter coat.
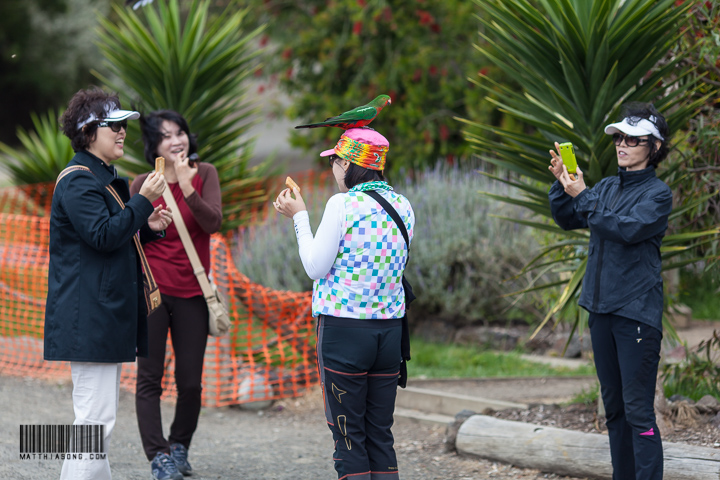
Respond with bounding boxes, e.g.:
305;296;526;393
549;167;672;323
44;151;158;362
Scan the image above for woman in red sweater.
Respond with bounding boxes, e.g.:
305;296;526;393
131;110;222;480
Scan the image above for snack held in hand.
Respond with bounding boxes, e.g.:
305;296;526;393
285;176;300;192
155;156;165;175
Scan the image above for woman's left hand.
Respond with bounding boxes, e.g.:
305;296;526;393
175;151;197;186
559;165;587;198
148;205;173;232
274;188;307;219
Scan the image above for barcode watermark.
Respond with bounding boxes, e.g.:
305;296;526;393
19;425;106;460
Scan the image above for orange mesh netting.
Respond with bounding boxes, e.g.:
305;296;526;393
0;172;331;407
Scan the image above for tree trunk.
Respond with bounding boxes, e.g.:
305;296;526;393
456;415;720;480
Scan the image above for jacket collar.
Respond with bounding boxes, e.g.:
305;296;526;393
73;151;119;186
617;165;656;187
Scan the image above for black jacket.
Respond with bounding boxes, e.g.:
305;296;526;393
549;167;672;325
44;151;158;362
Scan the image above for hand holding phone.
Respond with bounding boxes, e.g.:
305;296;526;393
557;142;577;180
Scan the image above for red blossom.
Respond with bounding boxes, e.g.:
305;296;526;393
441;68;448;77
254;67;263;77
446;154;455;165
416;9;434;26
440;125;449;141
674;0;683;5
383;7;393;22
705;1;712;9
285;67;293;79
430;23;441;34
429;65;438;76
479;68;489;76
282;48;293;59
357;0;366;6
257;85;265;94
259;35;269;47
423;130;432;144
353;20;363;35
696;31;705;38
413;69;422;82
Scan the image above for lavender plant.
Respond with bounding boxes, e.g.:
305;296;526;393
235;166;547;325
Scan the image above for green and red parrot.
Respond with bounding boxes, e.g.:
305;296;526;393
295;94;391;130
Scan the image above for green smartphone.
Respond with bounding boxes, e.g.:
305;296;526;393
558;142;577;177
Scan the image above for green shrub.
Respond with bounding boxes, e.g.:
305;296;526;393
662;330;720;402
235;165;549;325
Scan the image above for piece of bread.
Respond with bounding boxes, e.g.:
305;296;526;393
285;176;300;192
155;157;165;175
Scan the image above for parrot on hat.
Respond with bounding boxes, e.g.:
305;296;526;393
295;95;391;130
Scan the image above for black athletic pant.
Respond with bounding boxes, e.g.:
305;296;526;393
136;294;209;461
317;315;402;480
589;312;663;480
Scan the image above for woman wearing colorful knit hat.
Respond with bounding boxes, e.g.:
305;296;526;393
275;127;415;480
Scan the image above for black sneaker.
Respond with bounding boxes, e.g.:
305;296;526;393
170;443;193;476
151;452;183;480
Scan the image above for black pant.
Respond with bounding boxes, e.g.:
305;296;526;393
317;316;402;480
136;294;209;461
589;312;663;480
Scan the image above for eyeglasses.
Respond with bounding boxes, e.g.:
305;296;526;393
612;133;650;147
97;120;128;133
328;154;340;168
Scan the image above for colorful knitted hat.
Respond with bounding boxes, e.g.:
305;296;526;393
320;128;389;171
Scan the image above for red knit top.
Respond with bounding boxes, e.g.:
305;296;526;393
130;163;223;298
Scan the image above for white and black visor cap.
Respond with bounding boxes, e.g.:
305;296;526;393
604;116;664;141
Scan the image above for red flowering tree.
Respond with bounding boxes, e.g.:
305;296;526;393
245;0;507;174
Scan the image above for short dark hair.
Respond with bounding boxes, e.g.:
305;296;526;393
619;102;670;167
139;110;198;166
60;87;121;152
337;156;385;189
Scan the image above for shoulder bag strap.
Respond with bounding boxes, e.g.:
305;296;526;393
54;165;92;194
55;165;158;291
364;190;410;262
161;188;215;301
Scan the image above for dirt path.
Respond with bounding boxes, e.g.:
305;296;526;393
0;375;586;480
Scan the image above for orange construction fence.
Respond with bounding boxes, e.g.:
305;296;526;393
0;170;331;407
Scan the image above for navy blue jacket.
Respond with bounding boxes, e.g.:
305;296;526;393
44;151;158;362
549;167;672;327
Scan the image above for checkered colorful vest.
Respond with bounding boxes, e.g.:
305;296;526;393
312;190;414;319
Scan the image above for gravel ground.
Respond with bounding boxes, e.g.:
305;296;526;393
0;374;587;480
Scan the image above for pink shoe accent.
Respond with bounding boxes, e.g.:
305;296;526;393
639;428;654;436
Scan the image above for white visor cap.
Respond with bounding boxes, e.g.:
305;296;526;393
604;116;664;141
77;103;140;131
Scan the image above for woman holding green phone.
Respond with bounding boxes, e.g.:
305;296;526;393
548;102;671;480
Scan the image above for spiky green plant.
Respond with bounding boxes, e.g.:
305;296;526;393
94;0;271;231
0;109;73;185
460;0;720;337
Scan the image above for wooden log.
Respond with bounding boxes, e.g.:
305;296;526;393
456;415;720;480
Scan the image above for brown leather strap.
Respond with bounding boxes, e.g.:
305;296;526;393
161;188;215;301
55;166;159;291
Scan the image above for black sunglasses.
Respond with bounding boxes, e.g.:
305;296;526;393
97;120;128;133
328;154;340;168
612;133;650;148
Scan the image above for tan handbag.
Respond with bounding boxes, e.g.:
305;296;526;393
162;188;230;336
56;166;162;315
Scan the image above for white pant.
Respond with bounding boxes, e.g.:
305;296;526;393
60;362;122;480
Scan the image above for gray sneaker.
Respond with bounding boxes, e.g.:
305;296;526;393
170;443;193;476
151;452;183;480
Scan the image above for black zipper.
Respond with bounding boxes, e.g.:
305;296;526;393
592;182;624;311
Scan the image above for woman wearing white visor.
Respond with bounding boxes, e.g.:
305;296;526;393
547;102;672;480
